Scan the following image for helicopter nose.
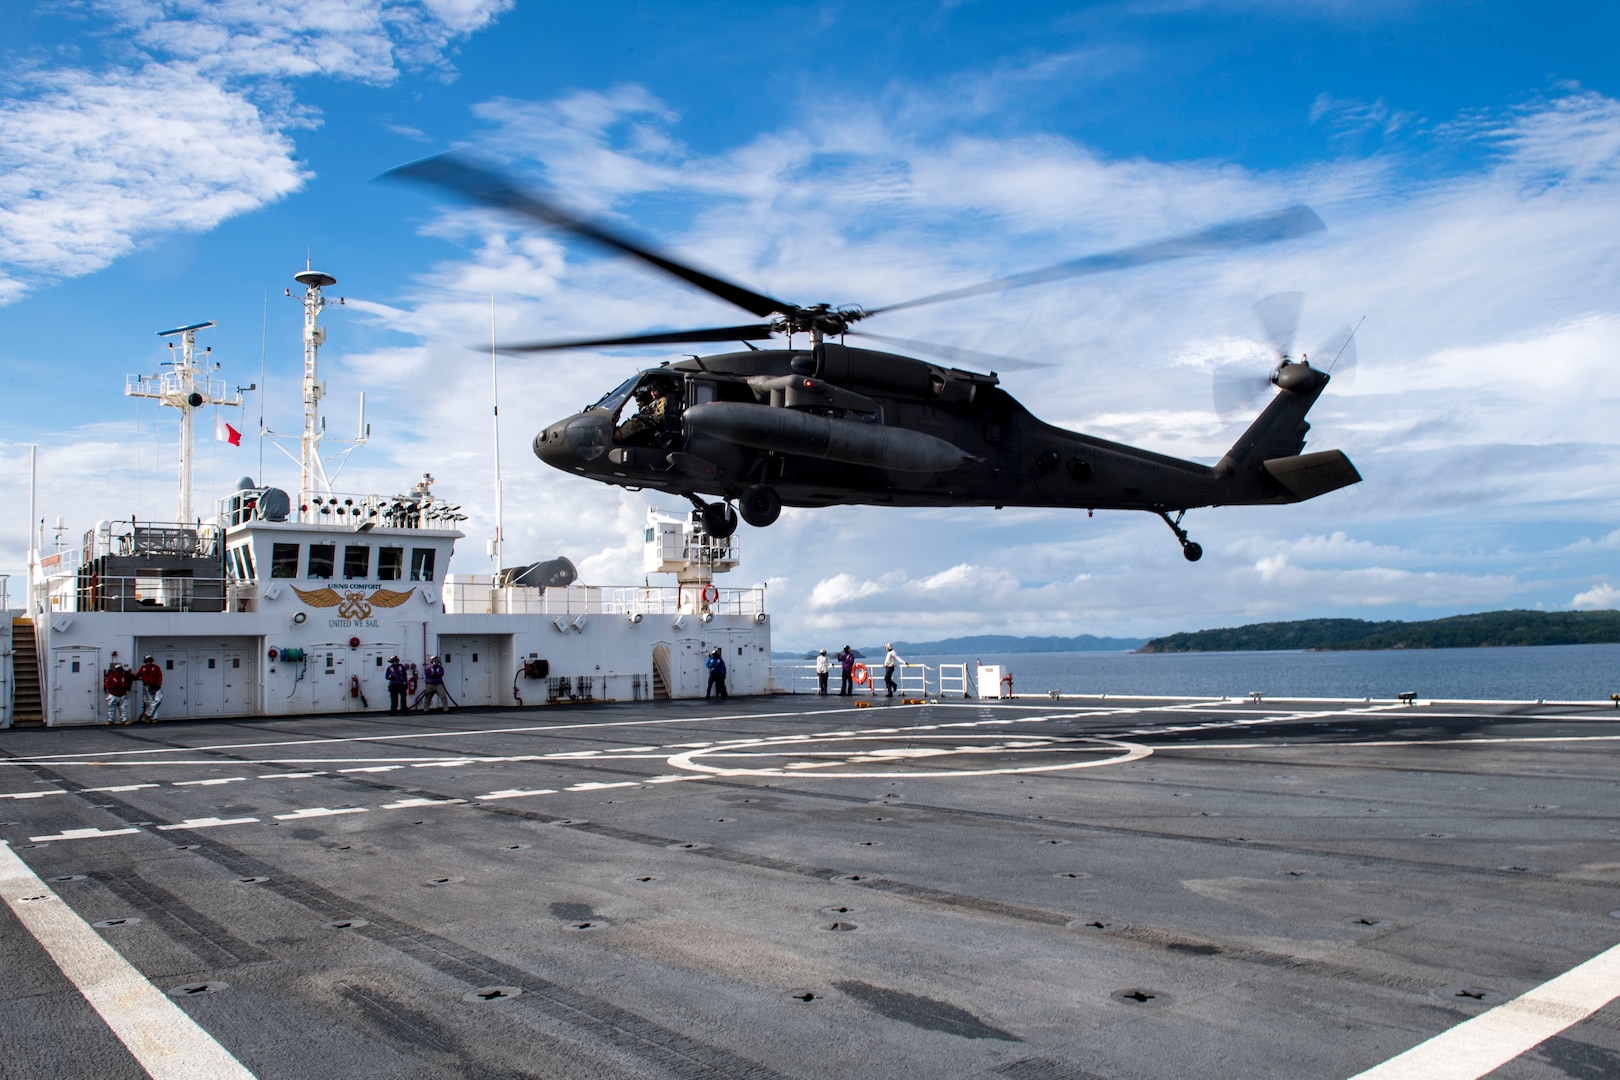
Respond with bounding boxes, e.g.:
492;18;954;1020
533;413;611;466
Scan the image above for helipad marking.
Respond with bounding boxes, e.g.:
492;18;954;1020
380;797;466;810
84;784;159;793
0;790;66;800
156;817;258;831
0;841;257;1079
1348;936;1620;1079
475;789;556;801
29;827;142;842
667;733;1150;779
172;777;246;787
567;781;640;791
273;807;367;820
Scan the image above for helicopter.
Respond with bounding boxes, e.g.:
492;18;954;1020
389;155;1360;561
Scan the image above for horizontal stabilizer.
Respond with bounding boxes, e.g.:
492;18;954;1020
1262;450;1361;501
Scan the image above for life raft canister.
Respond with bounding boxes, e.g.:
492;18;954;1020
852;663;869;685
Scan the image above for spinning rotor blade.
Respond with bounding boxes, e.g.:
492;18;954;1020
387;154;792;319
1254;291;1305;360
865;205;1326;318
1212;363;1275;421
847;331;1052;373
501;324;779;353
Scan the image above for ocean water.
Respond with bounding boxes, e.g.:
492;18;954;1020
884;643;1620;702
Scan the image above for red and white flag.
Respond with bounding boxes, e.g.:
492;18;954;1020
215;414;241;446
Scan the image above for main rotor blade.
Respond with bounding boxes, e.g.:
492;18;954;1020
500;324;779;353
866;204;1326;318
386;154;792;319
848;331;1052;373
1254;291;1305;360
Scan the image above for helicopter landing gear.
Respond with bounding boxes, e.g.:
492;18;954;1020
739;484;782;528
1157;510;1203;562
686;493;739;538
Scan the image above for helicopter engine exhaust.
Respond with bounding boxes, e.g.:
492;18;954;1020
684;402;972;473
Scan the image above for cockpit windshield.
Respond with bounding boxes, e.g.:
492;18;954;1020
588;375;640;416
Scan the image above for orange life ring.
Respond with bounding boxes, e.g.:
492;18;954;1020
852;663;869;685
701;583;719;605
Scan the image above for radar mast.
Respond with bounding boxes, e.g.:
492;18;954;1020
126;321;243;524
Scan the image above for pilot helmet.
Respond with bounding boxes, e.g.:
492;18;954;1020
143;655;154;663
819;649;826;655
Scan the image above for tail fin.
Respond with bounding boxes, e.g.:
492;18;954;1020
1215;362;1361;503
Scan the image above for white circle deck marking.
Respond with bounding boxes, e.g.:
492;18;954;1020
666;733;1150;779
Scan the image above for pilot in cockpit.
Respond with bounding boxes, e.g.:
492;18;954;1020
614;374;680;446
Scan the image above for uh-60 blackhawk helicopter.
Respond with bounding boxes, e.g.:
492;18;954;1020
390;155;1361;561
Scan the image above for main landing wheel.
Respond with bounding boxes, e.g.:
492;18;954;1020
702;501;739;538
1182;542;1203;563
739;484;782;528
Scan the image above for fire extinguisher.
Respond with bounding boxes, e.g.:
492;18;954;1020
351;674;368;709
408;664;419;697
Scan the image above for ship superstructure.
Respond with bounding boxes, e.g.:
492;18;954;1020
5;270;770;727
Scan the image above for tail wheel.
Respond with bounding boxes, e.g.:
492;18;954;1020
739;485;782;528
702;501;739;538
1182;542;1203;562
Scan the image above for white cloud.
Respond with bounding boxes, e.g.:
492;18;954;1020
0;63;306;302
1570;583;1620;610
96;0;513;83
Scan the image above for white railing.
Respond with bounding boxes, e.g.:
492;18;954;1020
768;661;973;699
442;578;767;618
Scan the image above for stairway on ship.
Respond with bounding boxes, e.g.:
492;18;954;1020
10;618;44;727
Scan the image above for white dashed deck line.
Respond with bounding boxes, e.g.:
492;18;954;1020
645;775;693;784
83;784;160;793
156;817;259;831
338;766;402;774
272;807;368;820
29;827;143;843
0;790;66;800
380;798;466;810
475;789;556;801
1348;937;1620;1079
566;781;640;791
0;841;258;1080
260;772;323;779
172;777;246;787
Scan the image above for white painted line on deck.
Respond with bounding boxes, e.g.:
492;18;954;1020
156;817;259;832
272;807;367;820
566;781;640;791
83;784;160;793
172;777;246;787
380;797;466;810
0;841;256;1079
260;772;323;779
0;789;66;799
475;789;556;801
338;766;402;774
1347;937;1620;1079
29;827;142;843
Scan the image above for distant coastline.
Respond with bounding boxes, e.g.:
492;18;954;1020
1137;609;1620;653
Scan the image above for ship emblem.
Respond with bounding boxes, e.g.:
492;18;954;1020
290;585;416;621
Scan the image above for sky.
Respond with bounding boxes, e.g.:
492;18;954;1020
2;1;1618;651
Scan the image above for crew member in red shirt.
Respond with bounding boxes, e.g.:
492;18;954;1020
133;655;164;722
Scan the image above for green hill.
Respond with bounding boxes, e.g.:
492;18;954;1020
1138;609;1620;653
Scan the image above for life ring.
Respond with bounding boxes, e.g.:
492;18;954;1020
701;583;719;605
852;663;869;685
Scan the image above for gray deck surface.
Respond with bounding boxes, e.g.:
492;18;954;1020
3;694;1619;1079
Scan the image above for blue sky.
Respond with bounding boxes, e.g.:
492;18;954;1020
3;1;1618;648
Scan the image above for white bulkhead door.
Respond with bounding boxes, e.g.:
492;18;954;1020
441;636;494;707
156;651;188;717
50;648;100;724
220;651;254;715
191;652;227;717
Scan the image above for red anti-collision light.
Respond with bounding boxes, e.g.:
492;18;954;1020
803;379;818;389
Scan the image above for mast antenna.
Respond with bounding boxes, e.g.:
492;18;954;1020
126;321;241;523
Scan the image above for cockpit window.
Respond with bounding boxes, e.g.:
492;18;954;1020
588;376;640;416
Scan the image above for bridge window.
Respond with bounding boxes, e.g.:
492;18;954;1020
378;547;404;581
307;543;336;580
343;545;371;580
270;543;299;579
410;548;436;582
